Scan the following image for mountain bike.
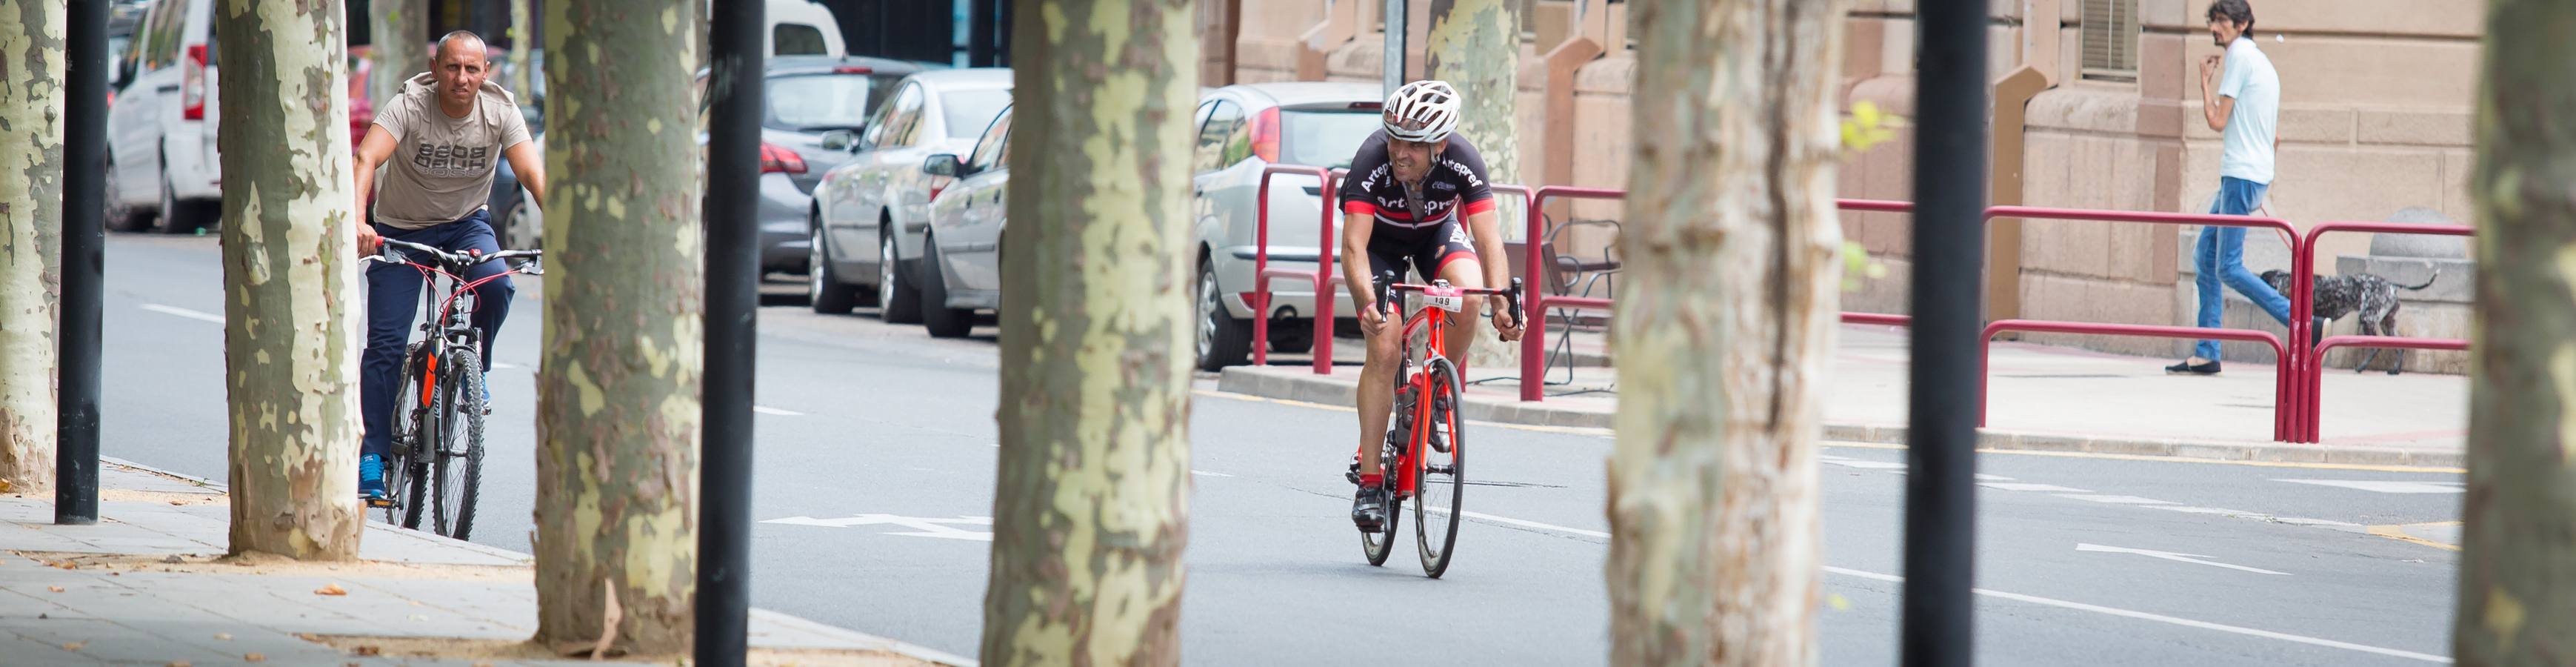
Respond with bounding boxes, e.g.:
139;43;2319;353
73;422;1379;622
1358;271;1521;578
363;238;541;541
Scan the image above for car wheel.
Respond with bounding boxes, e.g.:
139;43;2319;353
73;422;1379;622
878;230;923;324
501;193;541;250
1196;260;1252;371
809;225;860;314
1271;320;1315;354
919;237;973;339
102;157;143;232
153;162;204;233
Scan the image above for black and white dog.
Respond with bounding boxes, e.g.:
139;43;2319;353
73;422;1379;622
2259;268;2440;375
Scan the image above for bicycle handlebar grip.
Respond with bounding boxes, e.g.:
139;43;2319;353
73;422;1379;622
1506;277;1524;318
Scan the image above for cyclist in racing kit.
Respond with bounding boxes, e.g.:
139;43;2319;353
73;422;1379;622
1343;80;1522;531
350;30;546;505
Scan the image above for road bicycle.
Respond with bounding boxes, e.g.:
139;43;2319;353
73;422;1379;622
364;238;541;541
1358;271;1521;578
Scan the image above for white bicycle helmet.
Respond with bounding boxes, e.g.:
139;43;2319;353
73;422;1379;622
1383;80;1461;144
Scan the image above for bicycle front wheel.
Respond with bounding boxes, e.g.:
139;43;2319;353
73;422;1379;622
1414;356;1465;578
431;348;487;541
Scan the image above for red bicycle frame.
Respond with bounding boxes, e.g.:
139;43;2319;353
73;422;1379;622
1376;279;1521;498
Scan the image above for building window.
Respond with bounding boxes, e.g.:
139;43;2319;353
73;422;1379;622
2081;0;2138;82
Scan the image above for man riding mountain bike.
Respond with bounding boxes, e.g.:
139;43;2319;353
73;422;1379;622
1342;80;1523;531
352;30;547;505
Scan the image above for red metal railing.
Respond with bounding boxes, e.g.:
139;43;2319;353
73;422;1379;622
2291;221;2475;442
1519;186;1626;400
1980;319;2290;440
1835;199;1917;328
1251;165;1339;373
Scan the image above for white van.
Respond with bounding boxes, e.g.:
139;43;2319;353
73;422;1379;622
106;0;222;232
749;0;846;58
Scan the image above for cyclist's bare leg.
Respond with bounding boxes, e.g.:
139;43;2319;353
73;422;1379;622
1437;258;1488;368
1356;316;1401;478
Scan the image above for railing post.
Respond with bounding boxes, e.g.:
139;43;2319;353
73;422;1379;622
1521;188;1549;402
1312;171;1339;374
1254;170;1275;367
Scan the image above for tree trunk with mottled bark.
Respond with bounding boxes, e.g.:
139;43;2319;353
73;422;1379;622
509;0;532;98
370;0;424;106
977;1;1197;665
0;0;64;496
215;0;366;560
532;0;701;657
2455;1;2576;663
1426;0;1524;374
1603;0;1846;663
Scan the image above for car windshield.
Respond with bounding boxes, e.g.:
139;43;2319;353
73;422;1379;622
938;88;1014;139
767;73;899;132
1282;110;1382;170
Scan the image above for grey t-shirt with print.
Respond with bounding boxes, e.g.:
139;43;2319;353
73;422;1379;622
370;73;531;230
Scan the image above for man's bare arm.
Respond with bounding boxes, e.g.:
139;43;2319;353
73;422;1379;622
502;140;545;210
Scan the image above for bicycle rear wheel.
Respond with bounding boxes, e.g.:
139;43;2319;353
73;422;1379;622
389;343;430;528
431;348;487;541
1413;356;1465;578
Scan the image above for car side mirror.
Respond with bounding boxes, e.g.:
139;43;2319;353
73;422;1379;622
921;153;962;178
820;129;858;152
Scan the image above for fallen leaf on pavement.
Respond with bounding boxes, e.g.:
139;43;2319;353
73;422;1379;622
168;500;184;505
353;646;382;657
162;555;184;564
47;585;63;592
213;633;232;640
244;653;266;662
314;583;347;596
61;642;84;651
54;562;76;570
110;571;120;577
167;661;193;667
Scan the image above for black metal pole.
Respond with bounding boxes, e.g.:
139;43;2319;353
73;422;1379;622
1902;0;1988;665
697;0;761;662
56;0;108;526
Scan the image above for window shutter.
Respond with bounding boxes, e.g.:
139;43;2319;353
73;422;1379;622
2081;0;2138;82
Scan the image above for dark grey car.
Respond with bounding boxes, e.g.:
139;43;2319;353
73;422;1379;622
704;56;927;273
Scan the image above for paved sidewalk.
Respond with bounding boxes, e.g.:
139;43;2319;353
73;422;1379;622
1220;324;2468;467
1;461;970;666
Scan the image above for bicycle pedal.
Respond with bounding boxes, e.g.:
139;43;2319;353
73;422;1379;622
364;498;396;509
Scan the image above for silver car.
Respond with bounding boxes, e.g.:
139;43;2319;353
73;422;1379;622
807;69;1015;322
1188;82;1388;370
915;106;1014;339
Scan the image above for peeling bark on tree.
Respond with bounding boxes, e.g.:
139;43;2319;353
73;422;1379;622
0;0;65;495
977;1;1197;665
215;0;366;561
1426;0;1524;374
532;0;701;657
368;0;424;106
1602;0;1846;664
2455;1;2576;664
509;0;532;98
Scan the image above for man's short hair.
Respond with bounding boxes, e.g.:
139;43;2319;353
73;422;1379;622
435;30;487;61
2206;0;2256;38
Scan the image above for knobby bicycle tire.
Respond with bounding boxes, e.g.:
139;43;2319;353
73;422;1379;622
432;348;487;541
1414;356;1466;578
392;344;431;529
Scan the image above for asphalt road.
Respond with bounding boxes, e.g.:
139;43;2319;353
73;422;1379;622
95;233;2467;666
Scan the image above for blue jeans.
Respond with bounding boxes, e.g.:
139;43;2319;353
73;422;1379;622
2193;177;2290;362
361;210;513;459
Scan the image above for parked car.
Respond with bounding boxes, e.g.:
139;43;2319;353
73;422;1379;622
1187;82;1388;370
488;48;547;249
693;56;925;273
105;0;224;232
915;106;1012;338
807;68;1013;321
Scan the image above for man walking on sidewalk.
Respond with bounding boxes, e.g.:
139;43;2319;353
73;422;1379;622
351;31;546;503
2169;0;2285;376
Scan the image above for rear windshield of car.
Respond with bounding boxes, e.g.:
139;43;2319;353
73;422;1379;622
938;88;1014;139
767;73;902;131
1282;110;1381;170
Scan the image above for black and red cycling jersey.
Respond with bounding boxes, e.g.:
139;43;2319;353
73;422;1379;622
1338;130;1498;281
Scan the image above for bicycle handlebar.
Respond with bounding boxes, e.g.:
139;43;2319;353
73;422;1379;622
370;238;543;273
1372;271;1524;320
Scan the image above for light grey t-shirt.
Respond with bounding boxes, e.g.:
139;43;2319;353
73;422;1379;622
370;73;531;230
2217;37;2280;185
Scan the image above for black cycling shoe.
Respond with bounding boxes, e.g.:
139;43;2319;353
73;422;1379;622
1352;485;1388;532
1346;454;1362;485
2164;359;2221;376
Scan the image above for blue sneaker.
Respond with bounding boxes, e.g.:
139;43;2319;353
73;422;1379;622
482;377;492;415
358;454;388;505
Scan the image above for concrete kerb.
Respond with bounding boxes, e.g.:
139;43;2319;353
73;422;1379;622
1218;367;2466;469
85;458;978;666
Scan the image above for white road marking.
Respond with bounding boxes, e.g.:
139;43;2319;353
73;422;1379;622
1980;482;2091;493
493;362;523;370
141;303;224;324
2275;479;2464;494
762;514;991;541
2056;494;2178;505
1426;502;2444;663
1190;470;1233;477
1823;567;2446;663
1823;459;1909;471
1975;474;2015;482
752;405;804;417
2077;542;2292;576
